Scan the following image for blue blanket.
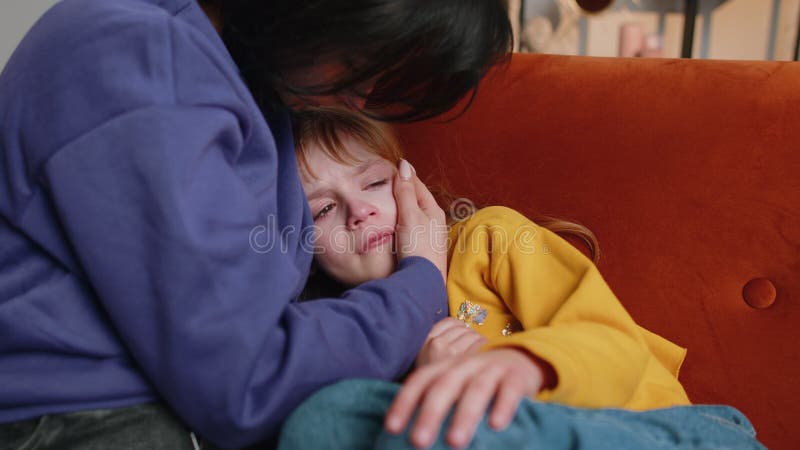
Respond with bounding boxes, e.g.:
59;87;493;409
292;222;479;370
278;379;765;450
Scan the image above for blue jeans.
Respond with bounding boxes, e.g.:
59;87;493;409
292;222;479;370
0;403;221;450
277;379;765;450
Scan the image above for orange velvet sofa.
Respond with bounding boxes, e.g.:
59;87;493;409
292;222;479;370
395;53;799;450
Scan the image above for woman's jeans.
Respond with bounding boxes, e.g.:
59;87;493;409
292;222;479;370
277;379;766;450
0;403;220;450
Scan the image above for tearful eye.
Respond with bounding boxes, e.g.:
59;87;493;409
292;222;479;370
366;179;389;189
315;203;336;220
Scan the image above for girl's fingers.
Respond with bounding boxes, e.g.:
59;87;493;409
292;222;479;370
421;326;471;361
418;324;486;367
427;317;464;339
433;323;472;344
408;371;469;449
464;337;488;355
446;368;503;449
385;364;447;435
386;356;483;445
395;349;546;449
488;376;527;431
446;329;486;356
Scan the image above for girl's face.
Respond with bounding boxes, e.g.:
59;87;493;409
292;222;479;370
300;136;398;286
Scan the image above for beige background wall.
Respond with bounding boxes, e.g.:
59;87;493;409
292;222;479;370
3;0;800;72
775;0;800;59
524;0;799;60
0;0;60;71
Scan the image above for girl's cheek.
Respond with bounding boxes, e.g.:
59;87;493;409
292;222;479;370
310;228;324;252
329;229;352;254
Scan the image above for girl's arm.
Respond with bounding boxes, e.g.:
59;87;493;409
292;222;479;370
385;206;688;449
476;207;688;408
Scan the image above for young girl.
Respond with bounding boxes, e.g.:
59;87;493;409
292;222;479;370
280;107;761;450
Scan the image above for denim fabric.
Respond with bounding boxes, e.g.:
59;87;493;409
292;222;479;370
277;379;766;450
0;403;221;450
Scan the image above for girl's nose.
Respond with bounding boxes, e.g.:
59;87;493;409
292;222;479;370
346;200;377;229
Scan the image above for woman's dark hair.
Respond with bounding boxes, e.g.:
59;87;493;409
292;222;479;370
216;0;513;121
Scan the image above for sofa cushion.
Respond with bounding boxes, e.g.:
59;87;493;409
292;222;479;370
394;53;800;450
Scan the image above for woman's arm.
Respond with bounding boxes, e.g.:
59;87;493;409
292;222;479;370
18;4;447;447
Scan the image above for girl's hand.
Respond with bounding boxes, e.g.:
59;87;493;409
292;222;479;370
385;348;556;450
393;160;448;283
415;318;487;367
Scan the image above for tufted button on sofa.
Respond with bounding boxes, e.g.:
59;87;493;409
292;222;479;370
743;277;777;309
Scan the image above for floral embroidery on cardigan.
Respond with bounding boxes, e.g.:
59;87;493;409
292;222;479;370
456;300;487;327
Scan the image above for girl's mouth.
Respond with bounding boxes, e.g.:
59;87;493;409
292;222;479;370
360;230;394;254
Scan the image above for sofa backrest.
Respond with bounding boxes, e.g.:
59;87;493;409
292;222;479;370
395;53;799;450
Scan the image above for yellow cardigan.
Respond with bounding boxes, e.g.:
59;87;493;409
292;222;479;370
446;206;690;410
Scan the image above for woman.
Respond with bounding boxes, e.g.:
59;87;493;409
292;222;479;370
0;0;512;448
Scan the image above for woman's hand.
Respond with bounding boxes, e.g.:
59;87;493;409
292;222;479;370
385;347;556;450
415;318;487;367
393;159;448;283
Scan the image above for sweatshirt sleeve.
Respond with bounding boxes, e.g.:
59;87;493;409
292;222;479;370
34;11;447;449
450;207;688;409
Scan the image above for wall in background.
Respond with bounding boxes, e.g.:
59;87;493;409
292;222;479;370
775;0;800;59
4;0;799;71
520;0;800;60
0;0;60;71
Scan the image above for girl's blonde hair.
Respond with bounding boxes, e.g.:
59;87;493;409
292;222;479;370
292;107;600;263
293;107;403;180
